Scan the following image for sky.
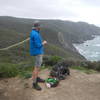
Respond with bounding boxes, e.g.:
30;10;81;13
0;0;100;26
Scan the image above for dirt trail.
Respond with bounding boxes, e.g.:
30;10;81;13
0;69;100;100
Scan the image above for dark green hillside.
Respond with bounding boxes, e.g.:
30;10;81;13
0;16;33;33
0;16;100;60
0;28;27;48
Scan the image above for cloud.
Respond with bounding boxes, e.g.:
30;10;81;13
0;0;78;18
80;0;100;7
0;0;100;26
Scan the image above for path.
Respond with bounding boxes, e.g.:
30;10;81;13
0;69;100;100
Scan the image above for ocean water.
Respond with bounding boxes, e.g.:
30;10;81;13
73;36;100;61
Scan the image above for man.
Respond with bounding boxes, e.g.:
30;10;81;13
30;21;47;91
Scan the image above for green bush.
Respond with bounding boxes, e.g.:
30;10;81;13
71;66;97;74
0;63;19;78
18;71;32;79
80;61;100;71
43;55;62;66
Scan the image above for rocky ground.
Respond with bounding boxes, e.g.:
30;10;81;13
0;69;100;100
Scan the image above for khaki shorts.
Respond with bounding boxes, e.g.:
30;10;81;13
34;55;43;67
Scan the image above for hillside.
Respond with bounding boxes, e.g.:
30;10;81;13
0;69;100;100
0;16;100;61
0;28;27;48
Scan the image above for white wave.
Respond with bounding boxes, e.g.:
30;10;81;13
94;44;100;47
89;54;99;58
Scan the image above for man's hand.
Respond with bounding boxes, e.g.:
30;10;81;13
42;40;47;45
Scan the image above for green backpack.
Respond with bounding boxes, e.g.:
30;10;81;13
45;78;59;88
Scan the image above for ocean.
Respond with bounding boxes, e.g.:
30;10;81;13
73;36;100;61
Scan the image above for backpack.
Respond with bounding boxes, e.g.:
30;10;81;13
50;61;70;80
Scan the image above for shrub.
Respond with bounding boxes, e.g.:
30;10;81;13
71;66;97;74
18;71;32;79
43;55;62;66
0;63;19;78
80;61;100;71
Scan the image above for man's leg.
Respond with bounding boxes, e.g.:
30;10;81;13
32;55;44;90
32;66;41;82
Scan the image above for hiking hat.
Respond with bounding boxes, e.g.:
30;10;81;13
32;21;40;29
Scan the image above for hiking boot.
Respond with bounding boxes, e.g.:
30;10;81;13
37;77;45;83
32;83;42;91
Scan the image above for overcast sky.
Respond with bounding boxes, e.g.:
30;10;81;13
0;0;100;26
